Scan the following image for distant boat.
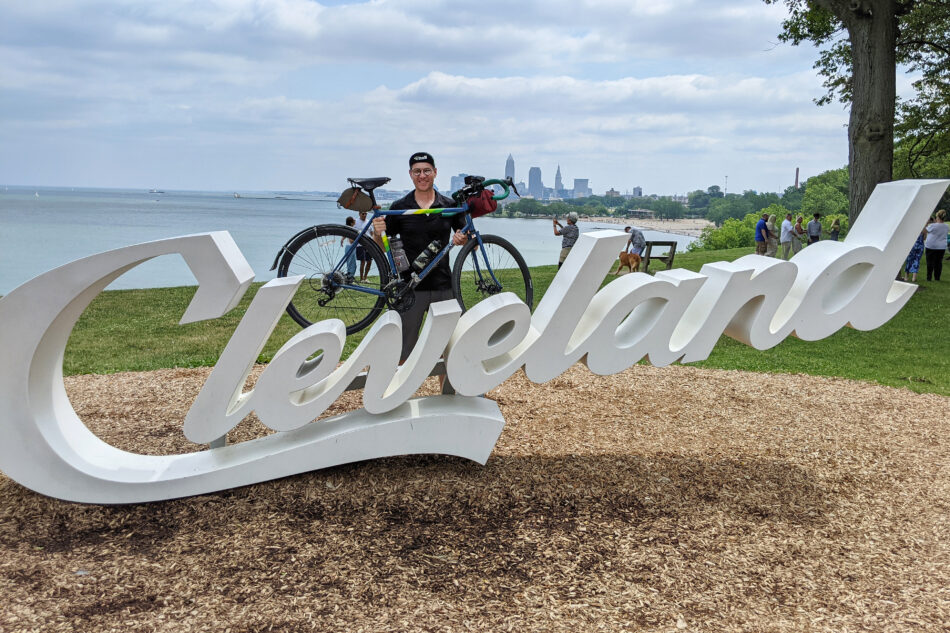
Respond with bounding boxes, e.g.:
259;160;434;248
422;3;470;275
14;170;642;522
34;192;39;198
148;189;165;194
233;192;241;198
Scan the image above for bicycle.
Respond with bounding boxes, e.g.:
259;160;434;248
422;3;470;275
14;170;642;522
270;175;533;335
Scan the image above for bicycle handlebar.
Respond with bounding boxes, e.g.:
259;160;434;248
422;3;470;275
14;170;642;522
481;178;519;200
450;175;520;206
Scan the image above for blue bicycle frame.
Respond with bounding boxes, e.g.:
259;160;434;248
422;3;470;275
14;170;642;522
330;181;511;297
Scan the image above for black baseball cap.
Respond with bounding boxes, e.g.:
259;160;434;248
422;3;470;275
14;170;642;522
409;152;435;168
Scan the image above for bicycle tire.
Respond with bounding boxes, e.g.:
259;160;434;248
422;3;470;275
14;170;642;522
276;224;391;334
451;233;533;312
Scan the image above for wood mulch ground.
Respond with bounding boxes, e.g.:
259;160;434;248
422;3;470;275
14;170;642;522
1;364;948;632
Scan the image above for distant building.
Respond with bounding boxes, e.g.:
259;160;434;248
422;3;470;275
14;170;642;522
605;188;620;197
528;167;543;199
573;178;590;199
631;186;643;198
555;165;563;191
450;173;469;193
505;154;515;182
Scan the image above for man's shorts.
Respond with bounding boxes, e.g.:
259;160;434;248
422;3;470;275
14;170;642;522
755;241;767;255
356;245;370;262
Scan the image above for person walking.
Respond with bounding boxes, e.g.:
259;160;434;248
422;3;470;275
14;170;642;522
806;213;822;244
924;209;948;281
553;212;579;269
780;213;794;259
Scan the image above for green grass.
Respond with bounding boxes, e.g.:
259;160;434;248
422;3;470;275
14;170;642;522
60;247;950;395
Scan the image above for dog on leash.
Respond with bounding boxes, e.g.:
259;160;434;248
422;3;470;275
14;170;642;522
613;251;641;275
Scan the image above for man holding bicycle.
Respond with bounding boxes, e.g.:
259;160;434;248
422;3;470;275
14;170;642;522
373;152;468;361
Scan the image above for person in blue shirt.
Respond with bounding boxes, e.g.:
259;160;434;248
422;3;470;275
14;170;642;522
754;213;769;255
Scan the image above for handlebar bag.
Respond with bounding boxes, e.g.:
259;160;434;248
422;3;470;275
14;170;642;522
337;187;374;213
467;189;498;218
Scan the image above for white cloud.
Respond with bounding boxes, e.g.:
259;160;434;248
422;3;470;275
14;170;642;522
0;0;855;194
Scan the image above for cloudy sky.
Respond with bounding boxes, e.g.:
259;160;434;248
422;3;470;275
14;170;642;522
0;0;910;196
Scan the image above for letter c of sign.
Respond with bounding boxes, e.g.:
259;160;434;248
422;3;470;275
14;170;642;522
0;232;255;502
0;232;506;503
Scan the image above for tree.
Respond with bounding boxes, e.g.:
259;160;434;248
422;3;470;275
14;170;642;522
706;185;725;199
654;197;686;220
802;181;849;216
688;213;759;251
804;165;850;198
688;189;711;213
706;195;755;226
767;0;950;223
782;184;806;211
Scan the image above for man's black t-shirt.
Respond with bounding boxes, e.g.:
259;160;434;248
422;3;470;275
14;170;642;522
386;190;465;291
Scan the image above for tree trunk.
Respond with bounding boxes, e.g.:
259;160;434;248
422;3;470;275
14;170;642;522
817;0;898;224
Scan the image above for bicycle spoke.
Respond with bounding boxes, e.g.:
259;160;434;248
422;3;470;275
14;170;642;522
277;225;389;334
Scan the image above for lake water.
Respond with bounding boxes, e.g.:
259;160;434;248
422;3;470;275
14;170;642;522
0;186;694;295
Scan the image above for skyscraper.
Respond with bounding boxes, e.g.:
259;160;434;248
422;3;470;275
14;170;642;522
555;165;563;191
505;154;515;182
573;178;589;199
528;167;543;199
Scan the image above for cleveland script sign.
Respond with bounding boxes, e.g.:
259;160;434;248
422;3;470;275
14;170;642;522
0;180;947;503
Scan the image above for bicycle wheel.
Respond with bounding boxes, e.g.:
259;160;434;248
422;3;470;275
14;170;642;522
276;224;391;334
452;234;533;312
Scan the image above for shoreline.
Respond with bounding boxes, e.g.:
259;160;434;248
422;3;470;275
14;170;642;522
580;215;714;238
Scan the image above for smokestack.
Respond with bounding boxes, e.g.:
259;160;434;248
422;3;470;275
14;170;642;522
795;167;800;189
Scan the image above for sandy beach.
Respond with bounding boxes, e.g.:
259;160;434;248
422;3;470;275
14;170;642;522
582;215;714;237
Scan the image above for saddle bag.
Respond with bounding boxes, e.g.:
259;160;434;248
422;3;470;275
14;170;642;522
337;187;374;213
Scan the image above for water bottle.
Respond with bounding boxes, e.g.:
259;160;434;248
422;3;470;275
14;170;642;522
389;238;410;272
412;240;442;272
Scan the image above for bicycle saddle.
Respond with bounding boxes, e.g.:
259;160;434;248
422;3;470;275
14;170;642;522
348;177;391;192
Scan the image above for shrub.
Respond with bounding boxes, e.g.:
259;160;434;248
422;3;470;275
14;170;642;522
689;213;759;251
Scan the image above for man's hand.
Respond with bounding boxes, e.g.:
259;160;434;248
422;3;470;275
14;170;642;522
452;230;468;246
372;217;386;235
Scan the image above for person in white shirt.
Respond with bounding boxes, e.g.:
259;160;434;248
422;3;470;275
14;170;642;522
780;213;794;259
924;209;948;281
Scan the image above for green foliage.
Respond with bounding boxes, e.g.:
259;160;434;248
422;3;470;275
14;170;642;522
653;197;686;220
805;166;848;198
761;202;790;221
820;213;849;238
802;180;848;217
781;184;805;211
706;195;754;226
688;213;758;251
688;189;710;213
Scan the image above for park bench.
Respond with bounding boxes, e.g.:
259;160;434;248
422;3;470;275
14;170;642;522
642;240;677;273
